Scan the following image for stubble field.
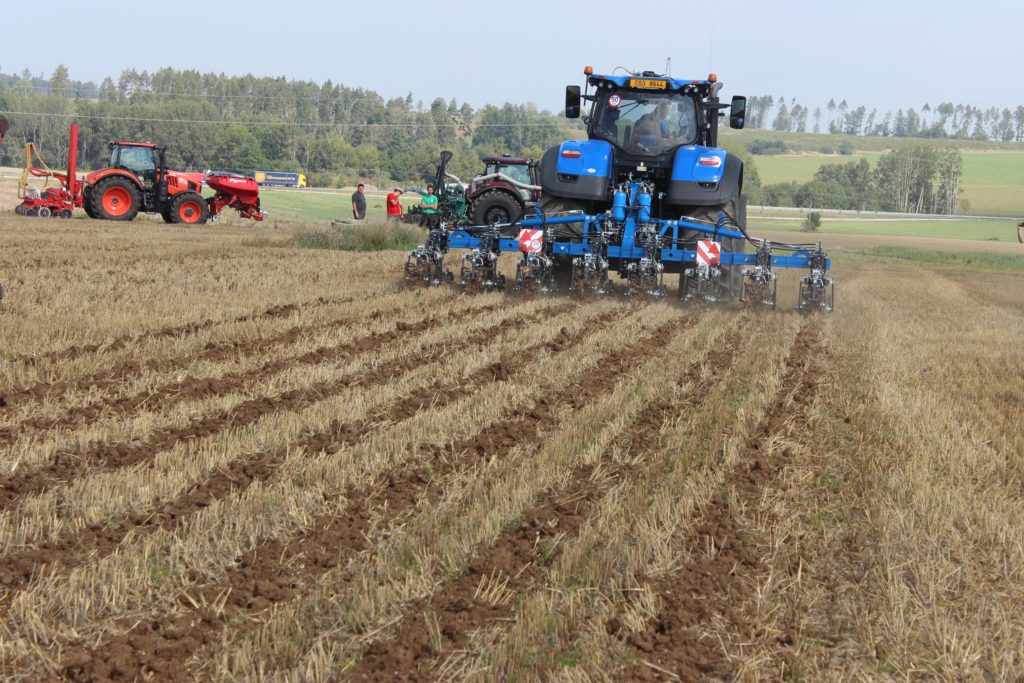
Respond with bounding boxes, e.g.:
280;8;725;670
1;216;1023;681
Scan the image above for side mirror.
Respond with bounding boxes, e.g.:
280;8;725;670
729;96;747;129
565;85;581;119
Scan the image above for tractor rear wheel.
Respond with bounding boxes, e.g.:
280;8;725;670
680;194;747;300
168;192;209;225
539;195;590;238
471;191;523;228
90;177;141;221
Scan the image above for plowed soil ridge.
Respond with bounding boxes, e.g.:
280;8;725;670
611;321;827;682
347;327;746;681
0;304;603;605
0;299;482;446
0;294;421;418
57;313;679;683
0;302;515;511
4;295;344;367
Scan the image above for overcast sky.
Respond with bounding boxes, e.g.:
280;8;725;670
3;0;1021;115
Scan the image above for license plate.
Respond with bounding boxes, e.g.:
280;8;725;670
629;78;667;90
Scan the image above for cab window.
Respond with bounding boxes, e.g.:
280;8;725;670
594;92;698;155
114;146;156;175
499;164;531;185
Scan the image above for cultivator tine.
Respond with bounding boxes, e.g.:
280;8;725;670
572;254;612;296
680;263;722;303
459;225;505;293
568;229;612;297
623;225;666;299
404;225;453;287
512;228;556;295
680;239;723;303
740;241;778;309
796;245;835;313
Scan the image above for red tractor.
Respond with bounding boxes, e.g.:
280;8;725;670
83;140;211;223
466;155;541;225
16;123;265;223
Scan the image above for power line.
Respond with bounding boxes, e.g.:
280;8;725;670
0;82;401;103
0;110;565;128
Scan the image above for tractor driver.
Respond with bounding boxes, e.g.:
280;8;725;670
631;101;671;151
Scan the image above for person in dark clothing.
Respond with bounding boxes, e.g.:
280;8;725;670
351;183;366;220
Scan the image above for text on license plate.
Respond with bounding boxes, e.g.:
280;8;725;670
629;78;667;89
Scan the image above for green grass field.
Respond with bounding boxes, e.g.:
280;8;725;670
256;188;421;224
749;150;1024;216
721;128;1024;217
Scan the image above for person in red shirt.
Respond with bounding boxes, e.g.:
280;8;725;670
386;188;404;222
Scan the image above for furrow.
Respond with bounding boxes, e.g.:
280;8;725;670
4;294;347;367
0;292;468;445
0;301;585;603
349;325;748;681
0;301;508;510
0;290;437;422
55;308;666;683
201;310;696;681
610;320;828;681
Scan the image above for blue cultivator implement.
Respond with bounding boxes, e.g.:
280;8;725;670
404;65;834;311
404;183;834;311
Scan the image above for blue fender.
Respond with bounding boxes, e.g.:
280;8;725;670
539;140;613;202
667;146;743;206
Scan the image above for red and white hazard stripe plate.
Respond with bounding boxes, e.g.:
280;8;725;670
696;240;721;266
517;229;544;253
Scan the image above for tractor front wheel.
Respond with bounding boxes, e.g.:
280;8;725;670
168;192;209;225
90;177;141;221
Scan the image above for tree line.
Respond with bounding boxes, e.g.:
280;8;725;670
745;95;1024;141
0;65;573;187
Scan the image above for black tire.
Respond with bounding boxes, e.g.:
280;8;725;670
83;187;98;218
539;195;590;239
168;192;210;225
161;208;174;224
90;176;141;221
679;194;747;299
471;191;523;228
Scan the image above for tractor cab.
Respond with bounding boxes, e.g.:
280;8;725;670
481;156;536;188
109;141;162;187
565;69;746;168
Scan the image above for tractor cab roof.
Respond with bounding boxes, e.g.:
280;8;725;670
586;70;717;94
110;141;158;149
482;155;533;166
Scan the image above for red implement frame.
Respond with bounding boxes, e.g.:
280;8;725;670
16;123;83;217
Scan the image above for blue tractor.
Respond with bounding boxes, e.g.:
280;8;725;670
405;67;834;310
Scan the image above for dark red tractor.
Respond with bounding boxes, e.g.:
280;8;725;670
466;155;541;225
